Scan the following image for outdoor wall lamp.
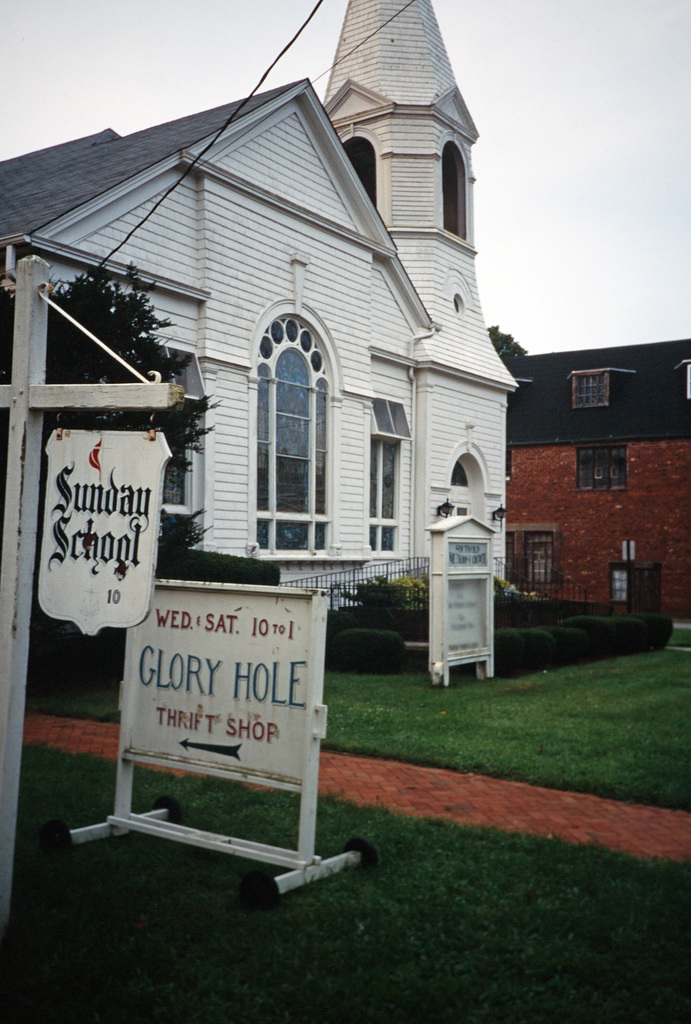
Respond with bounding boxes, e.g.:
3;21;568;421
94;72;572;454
492;505;507;522
436;499;454;518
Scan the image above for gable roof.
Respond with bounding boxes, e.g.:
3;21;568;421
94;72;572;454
0;83;301;240
503;339;691;444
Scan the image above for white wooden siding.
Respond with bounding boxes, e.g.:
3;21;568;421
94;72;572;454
222;111;357;231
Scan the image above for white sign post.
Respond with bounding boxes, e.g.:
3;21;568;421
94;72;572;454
427;516;495;686
0;256;183;939
39;430;170;634
48;580;372;907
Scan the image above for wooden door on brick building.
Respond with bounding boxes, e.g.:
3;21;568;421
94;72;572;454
524;531;555;587
610;561;661;612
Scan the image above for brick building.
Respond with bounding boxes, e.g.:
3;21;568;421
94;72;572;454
503;340;691;618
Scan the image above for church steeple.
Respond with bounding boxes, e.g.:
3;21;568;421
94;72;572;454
325;0;513;390
326;0;458;107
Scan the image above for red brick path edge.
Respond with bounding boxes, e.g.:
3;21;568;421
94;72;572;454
23;713;691;863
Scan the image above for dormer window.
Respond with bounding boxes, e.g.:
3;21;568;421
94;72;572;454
571;370;609;408
677;360;691;398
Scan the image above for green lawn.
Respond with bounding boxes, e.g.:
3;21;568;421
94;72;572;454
671;627;691;647
324;651;691;810
26;649;691;809
2;746;690;1024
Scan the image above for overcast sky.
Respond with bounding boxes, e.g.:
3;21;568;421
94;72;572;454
2;0;689;354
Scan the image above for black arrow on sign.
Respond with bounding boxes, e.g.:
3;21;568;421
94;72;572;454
179;738;242;760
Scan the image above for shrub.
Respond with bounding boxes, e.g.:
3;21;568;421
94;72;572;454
328;629;406;674
611;616;649;655
326;610;359;639
560;615;617;658
543;626;590;665
325;611;359;668
156;549;280;586
348;575;428;609
518;628;557;671
629;612;673;650
493;629;525;677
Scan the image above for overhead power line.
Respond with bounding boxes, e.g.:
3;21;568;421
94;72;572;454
100;0;328;266
312;0;419;86
101;0;419;267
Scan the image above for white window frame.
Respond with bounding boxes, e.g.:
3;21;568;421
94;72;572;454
368;398;411;555
255;316;329;555
160;342;205;516
369;438;399;555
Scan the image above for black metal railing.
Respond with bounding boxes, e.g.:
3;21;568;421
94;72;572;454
494;558;590;606
282;557;429;608
282;556;610;641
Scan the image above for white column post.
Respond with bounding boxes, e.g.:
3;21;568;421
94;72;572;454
0;256;49;939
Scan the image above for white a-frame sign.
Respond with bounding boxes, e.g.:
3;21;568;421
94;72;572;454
0;256;183;938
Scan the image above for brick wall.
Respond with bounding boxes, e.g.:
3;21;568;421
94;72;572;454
506;439;691;618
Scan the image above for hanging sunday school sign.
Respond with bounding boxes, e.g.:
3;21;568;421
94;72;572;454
38;429;170;635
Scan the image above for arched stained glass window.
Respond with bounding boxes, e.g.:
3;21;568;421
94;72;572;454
451;459;469;487
256;316;328;551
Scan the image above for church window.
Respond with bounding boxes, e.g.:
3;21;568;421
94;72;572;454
451;459;469;486
369;397;410;552
256;316;328;551
344;137;377;207
161;343;205;512
370;440;397;552
442;142;467;238
372;398;411;438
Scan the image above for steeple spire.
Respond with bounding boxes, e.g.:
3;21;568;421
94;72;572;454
326;0;514;391
326;0;457;106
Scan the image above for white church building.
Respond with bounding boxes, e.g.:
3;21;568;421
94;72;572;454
0;0;514;581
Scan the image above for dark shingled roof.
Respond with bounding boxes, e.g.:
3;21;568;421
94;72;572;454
0;83;303;240
503;339;691;445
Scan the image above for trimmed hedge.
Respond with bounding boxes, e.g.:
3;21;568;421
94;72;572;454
611;616;649;655
327;610;359;639
325;611;359;668
629;612;673;650
493;629;525;677
560;615;617;658
543;626;590;665
518;628;557;671
328;628;406;674
156;549;280;586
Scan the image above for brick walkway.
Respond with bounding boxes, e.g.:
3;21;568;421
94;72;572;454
23;713;691;862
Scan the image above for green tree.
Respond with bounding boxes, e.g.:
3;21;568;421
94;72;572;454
0;264;211;553
488;325;527;358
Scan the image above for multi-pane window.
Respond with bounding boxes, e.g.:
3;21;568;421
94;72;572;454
610;567;628;602
572;371;609;408
370;440;397;552
256;316;328;551
161;344;205;511
369;398;410;554
577;446;627;490
524;531;554;586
